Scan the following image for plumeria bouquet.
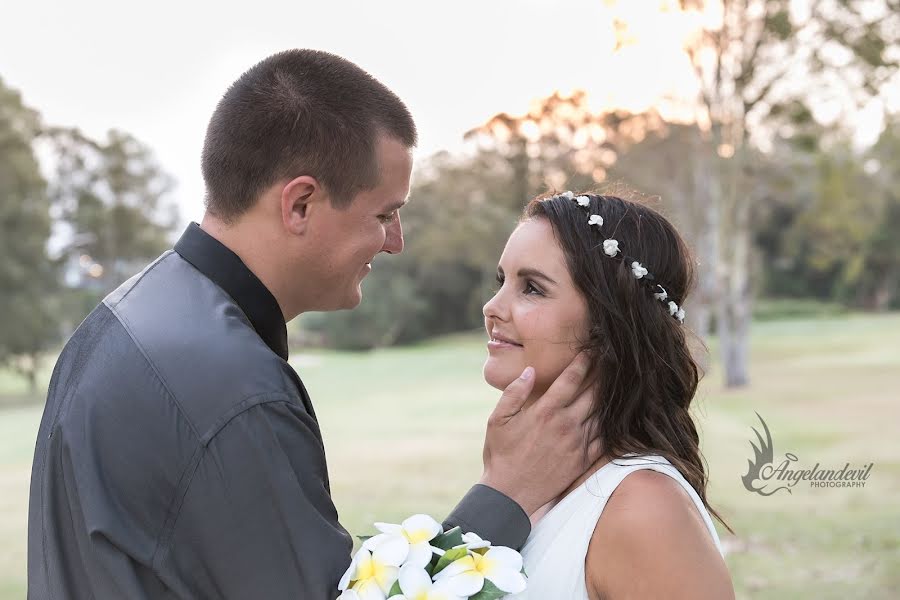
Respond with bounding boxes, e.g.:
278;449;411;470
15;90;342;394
337;514;527;600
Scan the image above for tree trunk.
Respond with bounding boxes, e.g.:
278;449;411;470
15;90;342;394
719;150;752;388
687;142;721;373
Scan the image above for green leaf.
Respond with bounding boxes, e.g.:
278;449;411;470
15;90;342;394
431;546;469;576
469;579;506;600
388;580;403;596
431;527;464;551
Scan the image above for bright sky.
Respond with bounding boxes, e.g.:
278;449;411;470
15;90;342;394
2;0;893;228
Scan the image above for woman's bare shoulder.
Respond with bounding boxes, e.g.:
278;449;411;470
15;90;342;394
584;469;734;600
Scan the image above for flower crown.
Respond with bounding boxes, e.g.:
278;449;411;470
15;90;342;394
545;191;686;323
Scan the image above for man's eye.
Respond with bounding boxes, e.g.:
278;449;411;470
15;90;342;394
379;212;397;224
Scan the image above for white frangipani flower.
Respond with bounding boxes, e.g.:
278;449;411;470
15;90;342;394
588;214;603;226
433;546;527;595
603;239;619;257
576;195;591;207
363;514;443;569
338;540;406;600
668;301;679;316
631;261;648;279
455;532;491;551
338;589;361;600
653;286;668;301
560;190;575;200
676;307;686;322
386;565;469;600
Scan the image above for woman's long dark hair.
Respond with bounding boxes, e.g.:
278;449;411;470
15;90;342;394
524;192;732;533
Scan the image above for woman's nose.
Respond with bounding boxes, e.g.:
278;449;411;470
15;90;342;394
483;288;506;321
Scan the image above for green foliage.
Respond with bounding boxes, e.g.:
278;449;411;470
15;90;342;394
46;126;178;290
469;580;506;600
0;77;60;390
431;526;464;551
431;546;468;576
300;260;430;351
758;120;900;310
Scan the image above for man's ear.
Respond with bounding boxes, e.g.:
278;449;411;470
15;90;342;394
281;175;324;235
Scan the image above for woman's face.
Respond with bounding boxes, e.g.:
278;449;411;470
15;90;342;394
483;218;590;397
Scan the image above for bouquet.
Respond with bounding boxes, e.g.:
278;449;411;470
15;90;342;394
337;514;527;600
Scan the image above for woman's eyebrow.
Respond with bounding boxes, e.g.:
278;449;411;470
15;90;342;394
518;267;558;286
497;265;557;286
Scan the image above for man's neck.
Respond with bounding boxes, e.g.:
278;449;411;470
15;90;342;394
199;213;293;321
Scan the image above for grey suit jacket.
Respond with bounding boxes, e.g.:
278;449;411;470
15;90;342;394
28;223;530;599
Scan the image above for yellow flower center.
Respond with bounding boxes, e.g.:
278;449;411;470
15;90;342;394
472;552;497;577
404;528;433;545
353;555;391;589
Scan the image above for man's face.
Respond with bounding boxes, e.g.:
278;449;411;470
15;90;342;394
308;135;413;310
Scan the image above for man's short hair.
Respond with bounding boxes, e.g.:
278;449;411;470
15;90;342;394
201;49;417;221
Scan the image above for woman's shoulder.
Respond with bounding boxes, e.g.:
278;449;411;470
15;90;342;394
584;468;733;599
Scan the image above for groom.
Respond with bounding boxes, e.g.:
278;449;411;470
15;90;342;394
28;50;597;599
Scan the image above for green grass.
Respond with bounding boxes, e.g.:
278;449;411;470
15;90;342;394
3;312;900;599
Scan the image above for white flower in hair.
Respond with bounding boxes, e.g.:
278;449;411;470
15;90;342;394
588;214;603;226
653;286;668;301
561;191;575;200
577;195;591;207
631;261;648;279
676;307;686;322
603;239;619;256
668;301;678;316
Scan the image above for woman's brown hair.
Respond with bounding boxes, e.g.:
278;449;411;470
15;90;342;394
524;192;731;532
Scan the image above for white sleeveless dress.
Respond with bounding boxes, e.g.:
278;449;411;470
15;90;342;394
508;454;724;599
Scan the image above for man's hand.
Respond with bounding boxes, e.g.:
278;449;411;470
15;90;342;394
479;354;602;516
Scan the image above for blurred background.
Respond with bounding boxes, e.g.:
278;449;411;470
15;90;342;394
1;0;898;598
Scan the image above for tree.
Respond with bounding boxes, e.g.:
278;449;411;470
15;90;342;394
46;126;178;291
0;77;60;394
607;0;900;386
839;117;900;309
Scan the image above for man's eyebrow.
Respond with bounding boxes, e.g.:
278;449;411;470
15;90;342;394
382;199;409;212
497;265;558;286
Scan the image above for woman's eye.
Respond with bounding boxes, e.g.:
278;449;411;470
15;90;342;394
493;274;504;290
524;281;544;296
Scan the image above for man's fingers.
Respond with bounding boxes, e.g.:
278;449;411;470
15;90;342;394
537;352;591;410
563;384;597;425
491;366;535;421
585;437;603;468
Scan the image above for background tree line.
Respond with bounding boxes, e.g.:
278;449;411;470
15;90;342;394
2;0;898;392
302;0;899;390
0;76;177;392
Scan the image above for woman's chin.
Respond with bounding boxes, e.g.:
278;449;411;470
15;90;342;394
482;360;519;391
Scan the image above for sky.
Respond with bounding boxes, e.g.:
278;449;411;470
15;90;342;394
1;0;895;229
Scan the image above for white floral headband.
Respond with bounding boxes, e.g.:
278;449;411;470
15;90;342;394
545;191;686;323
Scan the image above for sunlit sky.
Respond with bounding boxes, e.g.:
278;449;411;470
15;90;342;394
2;0;895;228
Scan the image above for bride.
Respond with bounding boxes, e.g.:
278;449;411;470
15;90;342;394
481;191;735;599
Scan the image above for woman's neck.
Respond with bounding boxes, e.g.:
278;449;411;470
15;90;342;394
529;453;612;525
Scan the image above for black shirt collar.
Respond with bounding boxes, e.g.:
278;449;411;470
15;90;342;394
174;222;289;361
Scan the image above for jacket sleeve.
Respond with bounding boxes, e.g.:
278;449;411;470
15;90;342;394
444;485;532;551
156;397;352;600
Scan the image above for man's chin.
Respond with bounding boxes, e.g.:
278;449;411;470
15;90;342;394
343;287;363;310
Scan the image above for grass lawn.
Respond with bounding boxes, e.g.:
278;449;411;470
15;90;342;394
1;312;899;599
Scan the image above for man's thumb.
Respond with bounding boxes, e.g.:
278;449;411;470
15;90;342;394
493;367;535;419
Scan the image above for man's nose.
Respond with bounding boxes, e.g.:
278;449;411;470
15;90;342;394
382;214;404;255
